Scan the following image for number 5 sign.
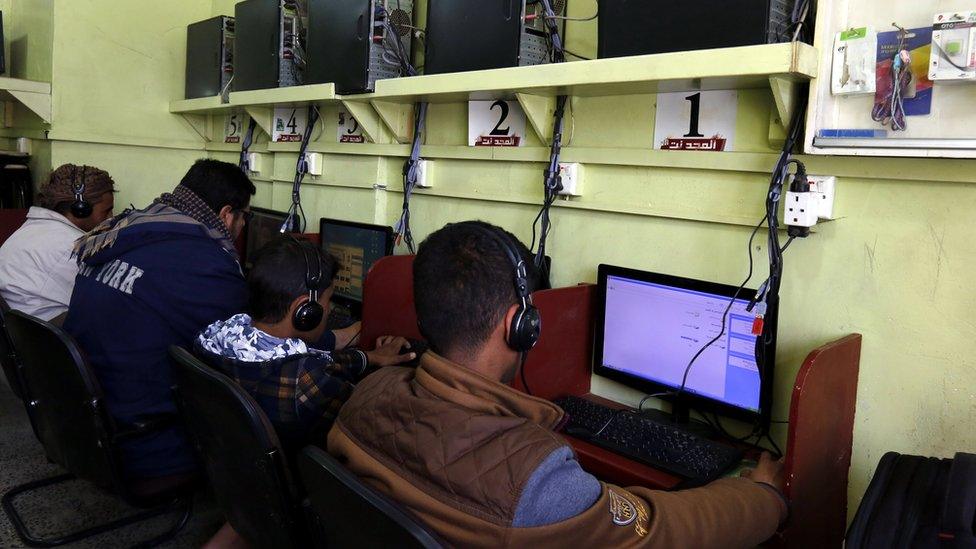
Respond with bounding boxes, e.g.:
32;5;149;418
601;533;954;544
468;100;527;147
653;90;738;151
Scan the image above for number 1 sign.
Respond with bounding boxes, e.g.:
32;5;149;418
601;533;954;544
653;90;738;151
468;100;527;147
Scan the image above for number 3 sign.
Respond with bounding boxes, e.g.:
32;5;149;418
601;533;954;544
468;100;527;147
653;90;738;152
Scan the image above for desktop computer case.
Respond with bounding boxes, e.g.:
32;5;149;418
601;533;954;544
306;0;414;94
597;0;795;59
424;0;565;75
185;16;234;99
234;0;308;92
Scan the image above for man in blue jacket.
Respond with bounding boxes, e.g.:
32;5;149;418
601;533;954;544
64;159;255;485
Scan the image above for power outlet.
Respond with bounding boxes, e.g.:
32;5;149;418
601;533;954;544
415;159;432;188
557;162;583;197
246;152;265;175
305;153;324;176
808;175;836;220
785;191;819;228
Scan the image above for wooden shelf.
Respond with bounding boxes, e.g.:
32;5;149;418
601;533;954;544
228;83;337;107
362;42;818;102
168;43;819;143
0;77;52;124
169;95;229;115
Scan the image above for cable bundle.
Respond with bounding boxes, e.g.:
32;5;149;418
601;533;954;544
282;105;320;234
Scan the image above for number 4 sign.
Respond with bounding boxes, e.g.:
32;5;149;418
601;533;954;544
654;90;738;151
468;100;527;147
272;107;308;143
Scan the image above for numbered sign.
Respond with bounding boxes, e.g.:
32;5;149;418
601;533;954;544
224;114;243;144
468;100;527;147
272;107;308;143
653;90;738;152
338;108;366;143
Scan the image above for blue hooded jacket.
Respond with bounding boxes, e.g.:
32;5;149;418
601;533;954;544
64;207;247;480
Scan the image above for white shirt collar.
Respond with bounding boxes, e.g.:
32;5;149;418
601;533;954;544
26;206;84;234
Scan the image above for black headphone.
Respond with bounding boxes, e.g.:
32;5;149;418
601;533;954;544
289;237;325;332
70;165;93;219
463;223;542;353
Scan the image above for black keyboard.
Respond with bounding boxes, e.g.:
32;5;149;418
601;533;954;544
326;305;358;330
555;396;743;483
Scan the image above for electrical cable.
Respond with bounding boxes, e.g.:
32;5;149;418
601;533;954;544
282;105;320;234
239;117;258;172
530;0;568;283
394;101;428;253
672;217;766;400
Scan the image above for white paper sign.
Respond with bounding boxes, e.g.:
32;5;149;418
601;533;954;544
272;106;308;143
337;108;366;143
468;100;527;147
654;90;738;152
224;114;243;144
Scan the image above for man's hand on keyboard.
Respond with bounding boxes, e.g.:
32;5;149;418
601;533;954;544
741;452;785;491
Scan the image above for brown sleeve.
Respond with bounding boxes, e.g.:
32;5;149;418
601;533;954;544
629;478;787;549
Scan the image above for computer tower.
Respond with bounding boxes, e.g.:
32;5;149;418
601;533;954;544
598;0;796;59
424;0;566;75
306;0;414;94
185;16;234;99
234;0;308;92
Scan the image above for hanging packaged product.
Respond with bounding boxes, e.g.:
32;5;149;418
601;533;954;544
929;11;976;82
832;27;878;95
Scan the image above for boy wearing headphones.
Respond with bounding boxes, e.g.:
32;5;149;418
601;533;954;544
0;164;115;322
195;235;415;449
327;221;788;548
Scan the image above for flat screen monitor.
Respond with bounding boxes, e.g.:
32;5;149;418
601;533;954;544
594;264;778;425
244;207;289;271
319;218;394;303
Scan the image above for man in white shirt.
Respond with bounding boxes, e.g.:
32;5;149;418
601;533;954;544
0;164;115;322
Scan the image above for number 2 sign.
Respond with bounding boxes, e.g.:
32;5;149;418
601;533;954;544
653;90;738;152
468;100;527;147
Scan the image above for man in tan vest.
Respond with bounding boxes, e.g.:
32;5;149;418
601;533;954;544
328;221;788;548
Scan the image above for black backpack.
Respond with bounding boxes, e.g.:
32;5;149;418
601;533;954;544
847;452;976;549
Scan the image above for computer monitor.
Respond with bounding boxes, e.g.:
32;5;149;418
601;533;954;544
244;207;290;272
594;264;778;425
319;218;394;304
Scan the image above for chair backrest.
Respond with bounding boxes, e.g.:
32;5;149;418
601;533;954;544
298;446;444;549
169;346;303;548
3;310;119;487
0;295;25;399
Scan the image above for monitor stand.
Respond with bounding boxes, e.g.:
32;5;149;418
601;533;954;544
638;399;716;440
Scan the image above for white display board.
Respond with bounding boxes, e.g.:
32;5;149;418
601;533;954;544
806;0;976;158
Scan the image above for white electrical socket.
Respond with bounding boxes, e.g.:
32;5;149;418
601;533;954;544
305;153;324;176
807;175;836;220
247;152;264;175
785;191;819;228
415;159;432;188
557;162;583;197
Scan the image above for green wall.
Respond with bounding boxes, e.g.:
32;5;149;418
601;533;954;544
6;0;976;518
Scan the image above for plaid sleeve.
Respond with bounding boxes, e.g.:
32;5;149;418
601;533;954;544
327;349;369;380
294;356;357;429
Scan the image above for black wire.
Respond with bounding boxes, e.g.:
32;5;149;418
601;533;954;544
564;49;592;61
396;101;428;254
673;217;765;399
283;106;320;234
518;353;532;395
338;326;363;351
239;118;258;171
